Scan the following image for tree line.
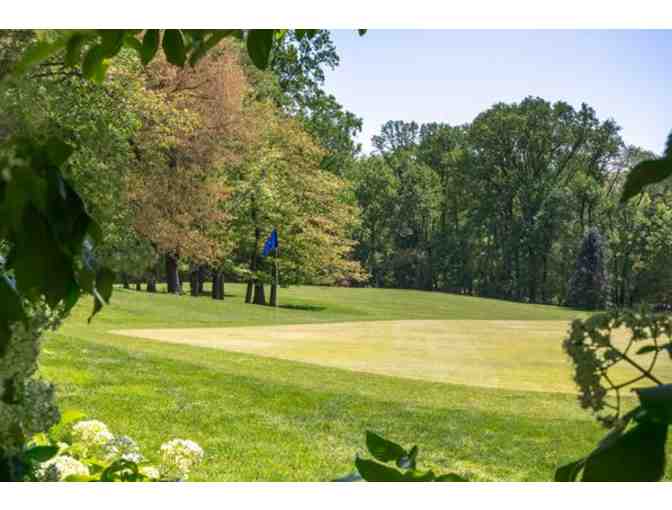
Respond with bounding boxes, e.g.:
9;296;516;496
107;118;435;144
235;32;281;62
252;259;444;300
2;30;670;310
349;103;672;308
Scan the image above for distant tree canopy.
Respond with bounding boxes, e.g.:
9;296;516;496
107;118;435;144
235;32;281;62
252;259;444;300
351;98;672;307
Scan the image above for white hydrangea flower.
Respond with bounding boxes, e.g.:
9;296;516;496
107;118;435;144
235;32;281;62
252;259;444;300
36;455;89;482
0;298;63;455
105;435;144;464
71;420;114;454
140;466;161;481
159;439;204;480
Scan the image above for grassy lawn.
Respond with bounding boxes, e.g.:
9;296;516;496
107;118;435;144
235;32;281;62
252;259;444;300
39;284;634;481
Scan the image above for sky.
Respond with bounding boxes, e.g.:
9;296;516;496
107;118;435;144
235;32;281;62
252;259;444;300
322;30;672;155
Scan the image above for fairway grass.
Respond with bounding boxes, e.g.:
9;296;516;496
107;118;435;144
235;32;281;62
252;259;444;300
39;284;665;481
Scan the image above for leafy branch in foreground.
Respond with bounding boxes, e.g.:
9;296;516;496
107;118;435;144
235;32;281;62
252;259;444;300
334;431;468;482
621;130;672;203
557;308;672;481
7;29;368;85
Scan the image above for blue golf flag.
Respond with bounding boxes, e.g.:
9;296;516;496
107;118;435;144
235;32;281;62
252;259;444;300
262;229;278;257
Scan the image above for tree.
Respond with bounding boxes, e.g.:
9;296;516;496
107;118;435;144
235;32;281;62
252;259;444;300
566;228;609;310
128;42;249;294
223;101;365;304
467;97;621;302
270;30;363;174
348;156;398;287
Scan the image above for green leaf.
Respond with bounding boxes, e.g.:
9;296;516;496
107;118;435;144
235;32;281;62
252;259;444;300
621;159;672;203
635;384;672;424
9;208;75;308
365;430;408;464
636;345;659;355
45;138;74;167
188;30;236;67
397;445;418;470
64;34;86;67
246;29;275;70
332;471;363;482
81;45;106;81
140;30;160;66
401;469;436;481
12;37;68;75
100;459;140;482
98;30;125;57
355;457;405;482
554;459;585;481
162;29;186;67
63;474;94;482
22;445;59;463
581;420;667;481
435;473;468;482
123;34;142;53
89;267;115;322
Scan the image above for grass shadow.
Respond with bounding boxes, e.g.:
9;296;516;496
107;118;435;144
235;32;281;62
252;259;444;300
279;304;326;312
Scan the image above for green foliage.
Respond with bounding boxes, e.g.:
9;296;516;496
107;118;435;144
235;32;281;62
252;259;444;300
270;30;362;173
338;431;467;482
559;308;672;481
140;29;160;65
0;137;112;353
246;29;275;70
621;159;672;203
162;29;186;67
621;131;672;203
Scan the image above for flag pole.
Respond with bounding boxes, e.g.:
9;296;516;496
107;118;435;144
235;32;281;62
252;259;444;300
274;241;279;308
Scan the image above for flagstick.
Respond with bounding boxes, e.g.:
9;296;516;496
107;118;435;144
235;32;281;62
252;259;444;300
275;243;279;308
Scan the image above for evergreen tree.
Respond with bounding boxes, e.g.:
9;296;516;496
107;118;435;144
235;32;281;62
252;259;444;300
566;228;610;309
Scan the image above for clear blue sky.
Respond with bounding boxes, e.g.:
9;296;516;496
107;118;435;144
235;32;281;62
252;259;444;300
323;30;672;155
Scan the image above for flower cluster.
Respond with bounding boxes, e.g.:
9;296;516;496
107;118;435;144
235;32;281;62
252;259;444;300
563;308;672;428
0;296;65;456
35;455;90;482
31;417;204;482
70;420;115;456
159;439;205;480
104;435;144;464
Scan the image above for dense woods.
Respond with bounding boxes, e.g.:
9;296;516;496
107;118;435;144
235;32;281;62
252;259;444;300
352;105;672;307
2;29;671;310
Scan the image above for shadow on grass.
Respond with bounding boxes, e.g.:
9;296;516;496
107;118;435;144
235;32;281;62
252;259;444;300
279;304;326;312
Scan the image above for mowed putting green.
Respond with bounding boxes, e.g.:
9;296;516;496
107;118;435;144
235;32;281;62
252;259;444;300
114;319;662;394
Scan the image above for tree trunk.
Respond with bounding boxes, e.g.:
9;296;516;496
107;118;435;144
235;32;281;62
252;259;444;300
253;282;266;305
198;266;206;294
211;272;224;300
135;281;142;291
190;267;200;297
122;273;130;289
166;253;181;294
247;195;261;304
147;275;157;293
